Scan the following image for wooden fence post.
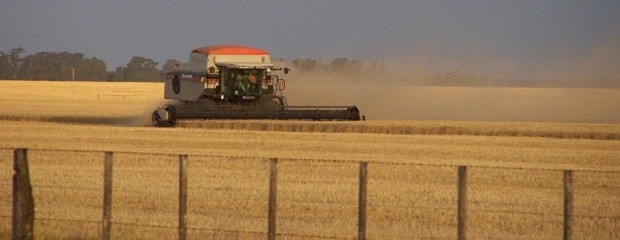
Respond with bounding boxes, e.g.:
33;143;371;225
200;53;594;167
268;158;278;240
457;166;467;240
101;152;113;240
178;155;188;240
563;170;573;240
13;148;34;240
358;162;368;240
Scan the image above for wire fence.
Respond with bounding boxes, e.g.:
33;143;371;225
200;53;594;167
2;147;619;239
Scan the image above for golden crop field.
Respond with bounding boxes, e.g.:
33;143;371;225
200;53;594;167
0;80;619;239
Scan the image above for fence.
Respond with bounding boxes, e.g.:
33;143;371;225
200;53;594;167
4;147;620;240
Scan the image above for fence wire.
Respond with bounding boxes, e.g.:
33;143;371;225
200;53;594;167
2;209;618;239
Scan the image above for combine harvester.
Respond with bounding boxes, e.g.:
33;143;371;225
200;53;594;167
152;45;363;127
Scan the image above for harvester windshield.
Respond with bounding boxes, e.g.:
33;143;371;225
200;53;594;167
220;68;265;96
217;62;272;98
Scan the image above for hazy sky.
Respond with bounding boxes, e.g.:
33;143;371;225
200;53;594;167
1;1;619;79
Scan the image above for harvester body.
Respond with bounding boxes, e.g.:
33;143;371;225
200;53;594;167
163;45;271;101
153;45;362;127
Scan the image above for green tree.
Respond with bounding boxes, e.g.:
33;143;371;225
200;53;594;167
113;56;161;82
0;47;24;79
17;51;108;81
77;56;107;81
111;66;127;81
0;51;10;79
17;52;54;80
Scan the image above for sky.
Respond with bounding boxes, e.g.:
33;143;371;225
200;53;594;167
1;0;619;80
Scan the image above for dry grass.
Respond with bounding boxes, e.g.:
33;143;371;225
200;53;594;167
0;80;162;126
1;149;618;239
2;120;619;168
0;80;619;239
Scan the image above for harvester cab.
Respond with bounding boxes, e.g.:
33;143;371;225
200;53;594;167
214;62;285;102
152;45;362;127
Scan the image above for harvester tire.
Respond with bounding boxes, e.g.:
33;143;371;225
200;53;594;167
152;106;176;127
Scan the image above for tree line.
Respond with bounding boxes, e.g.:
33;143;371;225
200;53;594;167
0;47;384;82
2;47;617;88
0;47;180;82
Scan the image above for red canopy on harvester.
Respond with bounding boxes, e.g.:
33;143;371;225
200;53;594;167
192;45;269;55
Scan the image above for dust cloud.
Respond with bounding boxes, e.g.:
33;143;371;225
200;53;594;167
282;71;620;123
124;99;170;127
125;34;620;125
278;32;620;123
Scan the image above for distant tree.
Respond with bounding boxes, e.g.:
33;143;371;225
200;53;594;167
113;56;161;82
328;58;362;75
17;52;55;80
77;56;107;81
111;66;127;82
8;47;24;79
106;71;115;81
17;51;107;81
0;47;24;79
292;58;325;72
0;51;10;79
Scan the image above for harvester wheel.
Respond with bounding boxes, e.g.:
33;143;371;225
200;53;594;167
152;106;176;127
152;111;171;127
165;105;177;125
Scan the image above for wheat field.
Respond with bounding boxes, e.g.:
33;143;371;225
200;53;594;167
0;80;619;239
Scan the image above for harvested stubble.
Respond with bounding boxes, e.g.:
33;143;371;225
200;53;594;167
367;164;456;238
467;168;564;239
186;156;270;236
0;80;162;126
1;148;619;239
2;120;619;168
0;149;12;239
1;80;620;238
